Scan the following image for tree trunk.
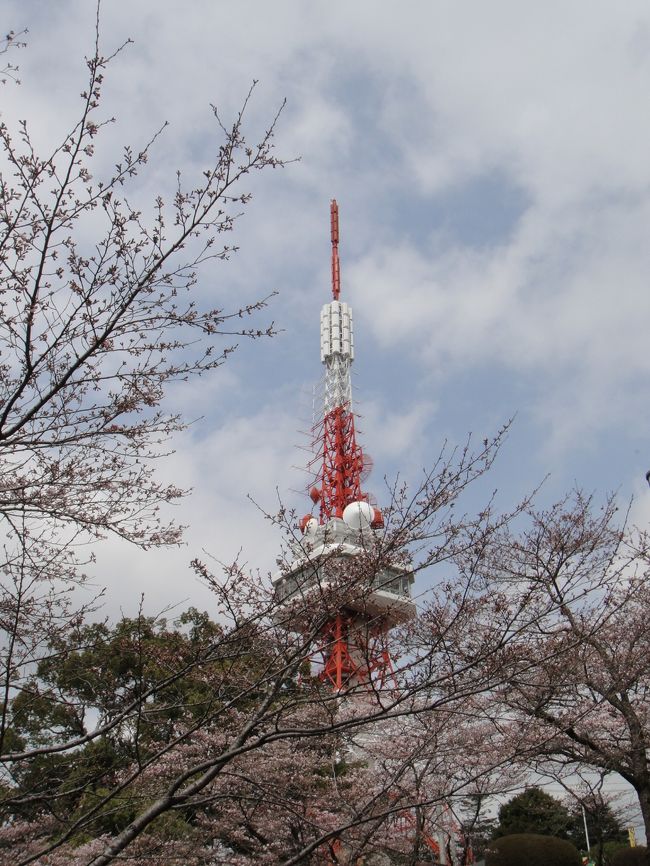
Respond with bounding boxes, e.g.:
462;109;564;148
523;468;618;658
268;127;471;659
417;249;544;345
635;785;650;866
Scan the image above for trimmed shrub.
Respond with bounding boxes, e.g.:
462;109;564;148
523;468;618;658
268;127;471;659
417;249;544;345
485;833;581;866
611;847;648;866
602;841;631;864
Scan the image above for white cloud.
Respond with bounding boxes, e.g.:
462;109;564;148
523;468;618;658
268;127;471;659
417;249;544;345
6;0;650;615
357;398;437;467
92;402;301;618
349;187;650;456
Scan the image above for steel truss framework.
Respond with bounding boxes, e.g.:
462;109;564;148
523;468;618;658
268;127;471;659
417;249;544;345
315;611;395;692
319;404;365;523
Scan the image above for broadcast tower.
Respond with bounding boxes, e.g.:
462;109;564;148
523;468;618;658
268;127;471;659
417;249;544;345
272;200;416;690
272;202;469;865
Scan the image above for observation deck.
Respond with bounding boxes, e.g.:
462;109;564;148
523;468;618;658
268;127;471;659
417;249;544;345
272;516;416;626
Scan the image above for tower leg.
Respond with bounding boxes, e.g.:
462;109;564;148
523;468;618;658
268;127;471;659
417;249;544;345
320;614;358;690
316;613;396;691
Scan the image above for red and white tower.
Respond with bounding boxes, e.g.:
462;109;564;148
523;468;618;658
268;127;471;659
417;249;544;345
272;202;470;865
273;201;416;691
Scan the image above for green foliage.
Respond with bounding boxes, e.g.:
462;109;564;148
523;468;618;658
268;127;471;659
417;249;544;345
0;608;239;836
567;800;627;853
69;785;138;843
603;841;633;864
611;847;649;866
486;833;581;866
494;787;628;864
495;788;574;839
9;609;229;751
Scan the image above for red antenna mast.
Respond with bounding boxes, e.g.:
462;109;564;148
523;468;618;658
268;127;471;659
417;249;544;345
330;199;341;300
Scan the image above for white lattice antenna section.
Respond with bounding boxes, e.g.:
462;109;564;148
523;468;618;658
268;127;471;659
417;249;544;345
324;356;352;414
321;300;354;414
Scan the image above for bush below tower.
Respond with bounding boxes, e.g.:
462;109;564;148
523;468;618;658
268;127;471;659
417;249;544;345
485;833;581;866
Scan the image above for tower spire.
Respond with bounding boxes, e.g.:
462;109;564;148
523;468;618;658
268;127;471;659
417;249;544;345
330;199;340;301
318;201;369;523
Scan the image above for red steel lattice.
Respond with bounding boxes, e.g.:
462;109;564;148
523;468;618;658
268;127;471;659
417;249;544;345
319;405;365;522
317;613;395;692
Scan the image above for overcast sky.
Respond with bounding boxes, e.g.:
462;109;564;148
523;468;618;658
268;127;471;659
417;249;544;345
4;0;650;616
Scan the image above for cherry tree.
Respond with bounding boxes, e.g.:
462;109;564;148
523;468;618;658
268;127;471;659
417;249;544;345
470;492;650;863
0;15;535;865
0;5;283;794
0;29;26;85
0;426;541;865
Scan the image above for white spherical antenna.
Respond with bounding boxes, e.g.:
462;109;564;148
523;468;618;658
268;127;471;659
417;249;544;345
304;517;318;535
342;501;374;530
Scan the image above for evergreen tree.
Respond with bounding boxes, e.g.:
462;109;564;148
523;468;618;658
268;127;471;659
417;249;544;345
495;788;573;839
567;799;627;860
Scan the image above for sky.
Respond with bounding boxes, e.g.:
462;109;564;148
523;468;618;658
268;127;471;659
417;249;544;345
4;0;650;836
4;0;650;610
